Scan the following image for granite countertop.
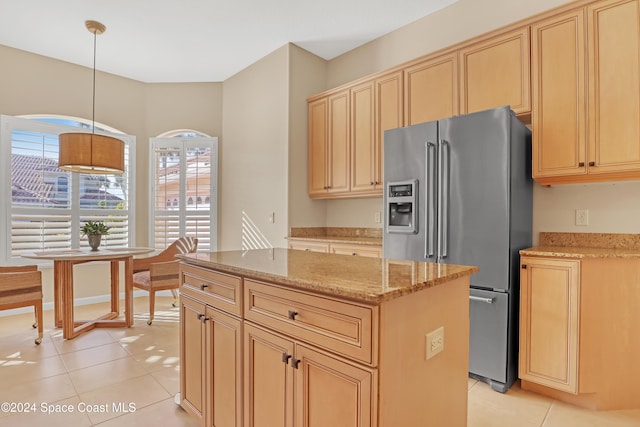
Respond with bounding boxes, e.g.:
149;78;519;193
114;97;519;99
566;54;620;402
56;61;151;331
288;227;382;246
520;246;640;258
178;249;477;303
288;235;383;245
521;232;640;258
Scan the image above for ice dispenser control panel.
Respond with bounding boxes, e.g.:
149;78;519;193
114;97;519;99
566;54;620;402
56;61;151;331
387;179;418;234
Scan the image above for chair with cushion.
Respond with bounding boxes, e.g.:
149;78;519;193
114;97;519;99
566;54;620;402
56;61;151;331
133;237;198;325
0;265;44;344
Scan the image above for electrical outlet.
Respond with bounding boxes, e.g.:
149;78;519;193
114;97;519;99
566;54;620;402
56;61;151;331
575;209;589;226
268;212;275;223
374;211;381;223
425;326;444;360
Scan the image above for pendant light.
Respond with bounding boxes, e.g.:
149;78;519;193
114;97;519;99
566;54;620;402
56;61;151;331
58;20;125;174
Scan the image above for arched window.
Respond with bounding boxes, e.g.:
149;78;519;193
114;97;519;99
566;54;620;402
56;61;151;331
150;131;218;252
1;114;136;261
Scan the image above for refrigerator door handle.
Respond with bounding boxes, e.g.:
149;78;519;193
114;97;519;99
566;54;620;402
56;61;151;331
439;139;450;259
469;295;495;304
426;142;436;259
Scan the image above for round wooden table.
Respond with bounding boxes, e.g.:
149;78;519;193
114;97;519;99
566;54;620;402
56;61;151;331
22;248;154;339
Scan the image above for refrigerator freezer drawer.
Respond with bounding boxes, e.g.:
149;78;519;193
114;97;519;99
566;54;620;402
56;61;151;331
469;288;509;389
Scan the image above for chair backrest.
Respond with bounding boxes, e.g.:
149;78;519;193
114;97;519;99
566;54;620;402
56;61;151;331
0;265;42;305
133;237;199;273
0;265;38;273
173;237;198;255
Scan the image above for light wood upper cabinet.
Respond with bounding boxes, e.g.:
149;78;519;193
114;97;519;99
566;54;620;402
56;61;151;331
587;0;640;175
328;90;351;195
459;28;531;115
519;257;580;394
308;90;350;198
308;98;328;196
533;0;640;184
404;53;458;125
351;80;377;194
351;71;403;195
531;9;587;179
375;71;403;190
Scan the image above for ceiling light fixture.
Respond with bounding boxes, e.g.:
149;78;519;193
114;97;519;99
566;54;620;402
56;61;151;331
58;20;124;174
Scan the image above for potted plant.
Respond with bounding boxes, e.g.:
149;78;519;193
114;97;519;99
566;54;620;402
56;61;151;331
81;220;111;251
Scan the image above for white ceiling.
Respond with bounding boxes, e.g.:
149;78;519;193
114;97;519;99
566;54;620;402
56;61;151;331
0;0;457;83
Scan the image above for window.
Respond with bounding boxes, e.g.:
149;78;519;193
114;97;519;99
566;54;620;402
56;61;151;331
0;115;136;263
150;134;217;252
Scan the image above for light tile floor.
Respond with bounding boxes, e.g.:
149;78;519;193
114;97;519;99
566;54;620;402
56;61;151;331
1;298;640;426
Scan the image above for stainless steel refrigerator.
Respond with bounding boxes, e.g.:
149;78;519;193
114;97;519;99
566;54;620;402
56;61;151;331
382;106;532;393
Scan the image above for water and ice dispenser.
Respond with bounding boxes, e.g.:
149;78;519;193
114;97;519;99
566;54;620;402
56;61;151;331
386;179;418;234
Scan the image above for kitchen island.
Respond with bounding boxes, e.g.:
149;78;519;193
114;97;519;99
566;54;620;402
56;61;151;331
177;248;477;427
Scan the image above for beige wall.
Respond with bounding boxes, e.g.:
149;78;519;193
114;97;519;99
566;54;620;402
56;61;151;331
221;45;290;250
326;0;576;87
143;82;223;243
0;45;222;304
319;0;640;243
288;44;329;229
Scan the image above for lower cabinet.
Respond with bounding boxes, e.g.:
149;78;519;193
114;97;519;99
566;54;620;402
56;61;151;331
287;240;330;253
180;262;471;425
518;254;640;410
180;295;206;425
519;257;580;393
180;295;243;427
288;239;381;258
244;324;375;427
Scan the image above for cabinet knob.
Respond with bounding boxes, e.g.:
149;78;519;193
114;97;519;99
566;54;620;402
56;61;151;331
291;358;301;369
351;252;357;256
521;264;527;269
281;353;292;364
197;313;209;322
287;310;298;320
589;161;595;167
579;162;585;167
200;283;208;290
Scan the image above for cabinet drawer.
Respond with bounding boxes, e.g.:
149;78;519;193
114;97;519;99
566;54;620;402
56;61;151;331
180;264;242;317
244;279;377;365
330;243;382;258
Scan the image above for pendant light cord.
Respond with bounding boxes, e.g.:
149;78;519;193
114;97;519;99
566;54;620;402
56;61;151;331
92;30;97;134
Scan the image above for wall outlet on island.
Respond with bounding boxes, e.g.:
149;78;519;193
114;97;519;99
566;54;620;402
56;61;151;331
374;211;381;223
426;326;444;360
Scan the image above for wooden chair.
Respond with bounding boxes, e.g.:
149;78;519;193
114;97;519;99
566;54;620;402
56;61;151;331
0;265;44;344
133;237;198;325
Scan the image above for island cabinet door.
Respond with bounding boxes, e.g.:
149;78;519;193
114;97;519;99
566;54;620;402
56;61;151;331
206;306;242;427
294;344;376;427
244;323;295;427
180;295;206;426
